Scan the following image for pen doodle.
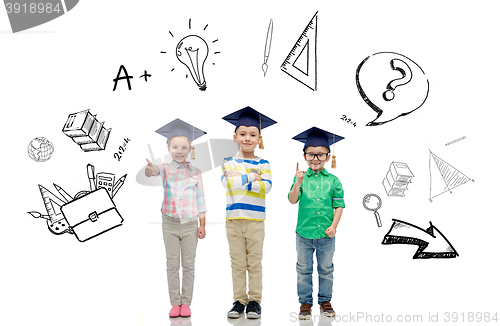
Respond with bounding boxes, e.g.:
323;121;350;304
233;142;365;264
445;136;466;146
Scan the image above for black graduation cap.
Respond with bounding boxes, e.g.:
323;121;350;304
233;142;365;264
222;106;277;149
292;126;344;168
155;118;206;159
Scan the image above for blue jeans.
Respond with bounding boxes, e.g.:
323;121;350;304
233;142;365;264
296;232;335;305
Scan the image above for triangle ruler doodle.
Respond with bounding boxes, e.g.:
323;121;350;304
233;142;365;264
429;150;474;201
281;11;318;91
38;185;65;222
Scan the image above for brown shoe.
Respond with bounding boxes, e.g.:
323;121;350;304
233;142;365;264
320;301;335;317
299;303;311;320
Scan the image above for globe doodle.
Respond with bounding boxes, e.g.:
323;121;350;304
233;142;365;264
28;137;54;162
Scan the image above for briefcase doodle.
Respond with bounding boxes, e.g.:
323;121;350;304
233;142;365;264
61;188;123;242
28;164;127;242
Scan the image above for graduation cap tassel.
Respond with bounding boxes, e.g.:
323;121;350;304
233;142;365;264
331;143;336;168
258;114;264;149
191;126;196;159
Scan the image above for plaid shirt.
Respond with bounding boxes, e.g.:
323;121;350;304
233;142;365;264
156;161;207;219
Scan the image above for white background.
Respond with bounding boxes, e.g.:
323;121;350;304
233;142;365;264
1;1;499;325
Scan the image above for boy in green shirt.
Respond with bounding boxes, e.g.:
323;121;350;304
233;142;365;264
288;127;345;320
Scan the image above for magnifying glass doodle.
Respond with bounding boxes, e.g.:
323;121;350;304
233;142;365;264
363;194;382;227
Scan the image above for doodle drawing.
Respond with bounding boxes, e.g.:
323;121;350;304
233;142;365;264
382;162;414;197
429;150;473;202
166;19;220;91
28;164;126;242
362;194;383;227
27;137;54;162
445;136;466;146
356;52;429;126
63;109;111;152
262;18;273;76
382;219;458;259
281;11;317;91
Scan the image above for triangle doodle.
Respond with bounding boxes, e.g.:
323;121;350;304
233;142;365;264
281;11;317;91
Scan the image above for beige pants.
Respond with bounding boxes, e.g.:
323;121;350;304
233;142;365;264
162;214;198;306
226;219;265;305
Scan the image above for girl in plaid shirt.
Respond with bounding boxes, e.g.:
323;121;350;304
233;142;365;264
145;119;207;318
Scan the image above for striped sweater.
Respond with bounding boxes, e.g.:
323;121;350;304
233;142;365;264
221;156;272;221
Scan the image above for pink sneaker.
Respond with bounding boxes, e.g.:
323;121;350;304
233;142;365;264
169;305;181;317
180;304;191;317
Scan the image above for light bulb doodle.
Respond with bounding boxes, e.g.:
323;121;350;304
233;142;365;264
176;35;209;91
162;19;220;91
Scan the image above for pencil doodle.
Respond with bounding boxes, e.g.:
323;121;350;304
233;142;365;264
136;139;237;187
445;136;466;146
382;219;459;259
164;18;220;91
262;18;273;76
4;0;80;33
28;164;126;242
62;109;111;152
429;150;474;202
27;137;54;162
356;52;429;126
362;194;383;227
281;11;317;91
382;162;414;197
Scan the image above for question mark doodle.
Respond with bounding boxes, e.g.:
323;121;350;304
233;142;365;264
382;59;413;101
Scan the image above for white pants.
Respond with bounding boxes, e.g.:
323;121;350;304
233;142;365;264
162;214;198;306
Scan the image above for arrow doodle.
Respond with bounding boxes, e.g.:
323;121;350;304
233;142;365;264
382;219;458;259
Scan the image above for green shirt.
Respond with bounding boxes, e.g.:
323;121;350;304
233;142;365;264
288;167;345;239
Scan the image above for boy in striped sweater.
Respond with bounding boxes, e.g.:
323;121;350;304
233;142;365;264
221;106;277;319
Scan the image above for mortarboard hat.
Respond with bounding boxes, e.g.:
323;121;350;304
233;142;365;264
155;118;206;159
292;126;344;168
222;106;277;149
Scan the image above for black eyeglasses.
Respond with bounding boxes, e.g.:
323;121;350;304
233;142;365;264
304;153;328;161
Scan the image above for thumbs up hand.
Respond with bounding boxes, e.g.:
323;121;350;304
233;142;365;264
145;158;155;177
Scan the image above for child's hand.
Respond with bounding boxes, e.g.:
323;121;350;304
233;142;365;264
197;225;206;239
253;173;263;181
325;226;336;238
296;163;305;183
224;170;240;177
145;158;154;177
